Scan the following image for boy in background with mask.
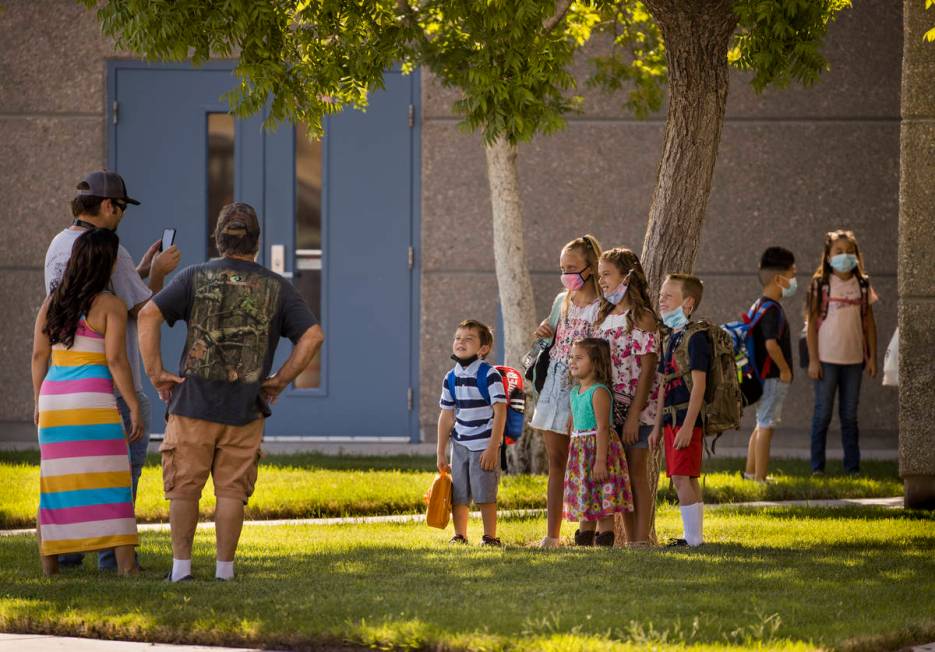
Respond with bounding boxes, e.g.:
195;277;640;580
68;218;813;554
743;247;796;483
649;274;709;547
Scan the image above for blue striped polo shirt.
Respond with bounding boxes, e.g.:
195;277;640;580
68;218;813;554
439;359;507;451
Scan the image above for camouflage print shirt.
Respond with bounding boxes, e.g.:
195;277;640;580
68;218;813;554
153;257;318;426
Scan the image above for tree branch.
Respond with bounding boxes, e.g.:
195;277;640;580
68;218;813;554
542;0;574;33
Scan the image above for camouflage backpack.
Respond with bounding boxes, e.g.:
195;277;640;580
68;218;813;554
667;321;743;451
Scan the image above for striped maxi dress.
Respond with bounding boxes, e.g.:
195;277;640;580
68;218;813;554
37;317;138;556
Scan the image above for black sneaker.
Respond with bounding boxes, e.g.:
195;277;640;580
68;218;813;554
811;470;825;477
448;534;468;545
666;538;689;547
481;535;501;547
573;529;596;547
164;572;194;582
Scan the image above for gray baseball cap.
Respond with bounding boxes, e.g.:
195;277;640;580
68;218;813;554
76;170;140;205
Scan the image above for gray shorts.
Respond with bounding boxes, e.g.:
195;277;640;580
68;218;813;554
450;441;500;506
755;377;790;428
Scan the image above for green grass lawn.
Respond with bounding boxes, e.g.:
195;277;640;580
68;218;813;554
0;452;903;529
1;507;932;651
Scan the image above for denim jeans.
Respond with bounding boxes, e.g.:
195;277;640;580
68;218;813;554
809;362;864;474
59;391;150;570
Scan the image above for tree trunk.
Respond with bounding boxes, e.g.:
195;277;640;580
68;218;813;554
639;0;738;299
628;0;737;542
484;135;546;474
899;0;935;509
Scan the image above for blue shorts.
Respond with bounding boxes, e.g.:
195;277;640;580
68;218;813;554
629;424;653;450
755;378;790;429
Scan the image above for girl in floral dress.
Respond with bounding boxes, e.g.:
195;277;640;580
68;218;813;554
596;248;660;546
530;235;603;548
563;338;633;547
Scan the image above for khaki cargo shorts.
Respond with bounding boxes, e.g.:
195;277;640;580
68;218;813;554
160;415;264;504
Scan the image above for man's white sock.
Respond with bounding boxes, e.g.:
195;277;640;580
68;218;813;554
216;560;234;581
687;502;704;547
171;558;192;582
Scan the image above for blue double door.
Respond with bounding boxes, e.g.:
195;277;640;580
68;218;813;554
108;62;419;439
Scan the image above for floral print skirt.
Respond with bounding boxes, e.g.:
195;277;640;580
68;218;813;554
563;431;633;521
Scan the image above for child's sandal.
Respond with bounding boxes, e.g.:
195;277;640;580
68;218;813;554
573;529;595;547
480;535;501;547
449;534;468;545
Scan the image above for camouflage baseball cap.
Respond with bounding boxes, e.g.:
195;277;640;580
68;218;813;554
216;202;260;238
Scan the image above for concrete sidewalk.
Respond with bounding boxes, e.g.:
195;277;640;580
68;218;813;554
0;634;271;651
0;497;905;538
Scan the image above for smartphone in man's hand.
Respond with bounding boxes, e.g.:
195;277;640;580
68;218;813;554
161;228;176;252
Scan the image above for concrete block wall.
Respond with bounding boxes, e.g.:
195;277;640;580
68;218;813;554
0;1;903;453
0;1;118;430
419;1;902;449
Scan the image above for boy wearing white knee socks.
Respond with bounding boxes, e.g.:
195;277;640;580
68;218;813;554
650;274;708;547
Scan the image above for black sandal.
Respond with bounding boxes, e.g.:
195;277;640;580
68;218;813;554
448;534;468;545
481;535;502;547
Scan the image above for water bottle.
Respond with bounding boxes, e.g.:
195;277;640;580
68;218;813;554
522;338;551;370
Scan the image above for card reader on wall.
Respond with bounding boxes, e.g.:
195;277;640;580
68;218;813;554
270;244;293;278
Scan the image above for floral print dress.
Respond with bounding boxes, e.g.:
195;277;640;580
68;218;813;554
563;383;633;521
597;311;661;428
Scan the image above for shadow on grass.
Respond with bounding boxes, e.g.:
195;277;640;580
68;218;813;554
1;518;933;651
711;504;935;522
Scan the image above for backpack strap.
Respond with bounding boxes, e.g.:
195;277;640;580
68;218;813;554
858;276;870;318
748;299;785;380
475;362;492;405
820;281;831;321
548;291;566;340
663;322;714;427
445;371;459;410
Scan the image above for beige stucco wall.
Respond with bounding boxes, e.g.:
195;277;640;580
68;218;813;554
0;1;902;453
0;1;121;429
419;1;902;451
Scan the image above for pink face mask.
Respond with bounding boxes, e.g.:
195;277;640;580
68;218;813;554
561;268;588;291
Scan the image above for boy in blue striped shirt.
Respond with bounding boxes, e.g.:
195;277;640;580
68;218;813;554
437;320;507;546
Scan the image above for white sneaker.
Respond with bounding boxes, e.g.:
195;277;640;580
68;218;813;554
537;536;560;549
742;472;756;481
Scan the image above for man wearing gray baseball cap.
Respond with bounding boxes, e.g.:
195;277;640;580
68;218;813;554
43;170;181;571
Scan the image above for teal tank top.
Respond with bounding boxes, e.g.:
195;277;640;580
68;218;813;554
569;383;613;432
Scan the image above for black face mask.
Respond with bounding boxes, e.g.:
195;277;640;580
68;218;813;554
451;353;479;367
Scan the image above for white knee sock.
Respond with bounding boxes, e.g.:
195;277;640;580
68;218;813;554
679;504;693;541
687;502;704;547
216;560;234;580
171;558;191;581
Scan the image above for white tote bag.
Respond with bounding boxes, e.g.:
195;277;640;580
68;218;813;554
882;328;899;387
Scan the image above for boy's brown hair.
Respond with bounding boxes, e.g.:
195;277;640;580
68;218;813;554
456;319;494;354
665;273;704;315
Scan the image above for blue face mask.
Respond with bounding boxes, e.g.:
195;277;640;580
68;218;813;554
781;276;798;298
662;306;689;330
829;253;858;273
603;282;628;306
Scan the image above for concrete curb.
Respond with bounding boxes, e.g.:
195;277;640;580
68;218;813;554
0;498;904;538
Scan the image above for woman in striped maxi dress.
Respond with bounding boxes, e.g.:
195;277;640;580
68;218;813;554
31;228;141;576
